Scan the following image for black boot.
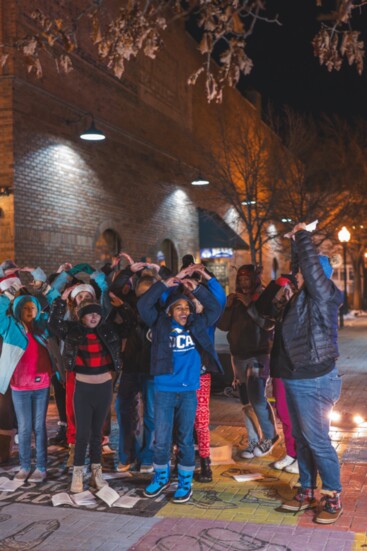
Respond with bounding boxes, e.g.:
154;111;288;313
48;423;67;446
197;457;212;483
0;435;11;465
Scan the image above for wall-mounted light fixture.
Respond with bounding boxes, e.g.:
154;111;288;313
80;116;106;141
66;112;106;141
191;174;209;186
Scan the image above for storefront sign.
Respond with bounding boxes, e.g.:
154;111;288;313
200;248;233;259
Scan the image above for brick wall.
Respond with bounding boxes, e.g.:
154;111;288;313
0;78;15;260
13;84;202;271
5;0;285;279
0;1;16;259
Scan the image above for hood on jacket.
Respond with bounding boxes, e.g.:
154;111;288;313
110;269;132;300
319;255;333;279
165;292;195;314
12;295;42;322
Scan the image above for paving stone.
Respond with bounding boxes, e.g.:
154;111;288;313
1;319;367;550
0;503;159;551
131;518;356;551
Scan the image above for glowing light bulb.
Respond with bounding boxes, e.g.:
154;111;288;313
330;411;341;422
353;415;364;425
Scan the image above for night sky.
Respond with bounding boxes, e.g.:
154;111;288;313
241;0;367;120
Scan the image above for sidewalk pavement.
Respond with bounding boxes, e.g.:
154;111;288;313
0;318;367;550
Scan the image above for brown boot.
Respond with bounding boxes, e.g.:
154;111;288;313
70;466;84;493
66;444;75;468
281;488;318;511
315;491;343;524
90;463;108;490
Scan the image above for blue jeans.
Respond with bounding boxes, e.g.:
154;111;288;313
115;373;155;466
12;387;50;470
154;390;197;471
283;366;342;492
233;356;276;441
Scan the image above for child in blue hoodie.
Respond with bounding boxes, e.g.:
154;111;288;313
137;269;223;503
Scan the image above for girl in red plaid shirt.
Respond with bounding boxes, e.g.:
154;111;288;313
48;297;134;493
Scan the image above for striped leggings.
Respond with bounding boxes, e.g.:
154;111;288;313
194;373;211;458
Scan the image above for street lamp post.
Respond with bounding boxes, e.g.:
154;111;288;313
338;226;351;322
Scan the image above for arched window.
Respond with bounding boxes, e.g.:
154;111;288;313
95;229;121;262
272;257;279;280
160;239;178;273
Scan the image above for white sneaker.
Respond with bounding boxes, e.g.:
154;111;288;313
240;441;258;459
273;455;296;470
28;469;47;483
285;460;299;474
14;468;30;481
140;465;154;474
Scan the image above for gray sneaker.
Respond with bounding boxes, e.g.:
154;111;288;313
240;441;258;459
253;436;280;457
140;465;154;474
28;469;47;483
14;468;30;481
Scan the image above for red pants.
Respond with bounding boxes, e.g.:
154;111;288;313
272;377;296;458
194;373;211;459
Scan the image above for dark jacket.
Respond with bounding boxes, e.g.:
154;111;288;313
122;317;152;375
217;297;274;359
48;298;133;373
137;281;223;376
280;230;343;377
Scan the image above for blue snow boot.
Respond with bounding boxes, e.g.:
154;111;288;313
143;465;170;498
172;468;194;503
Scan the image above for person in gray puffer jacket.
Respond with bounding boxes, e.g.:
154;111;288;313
279;223;343;525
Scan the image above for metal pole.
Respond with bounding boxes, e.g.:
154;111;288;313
343;243;349;314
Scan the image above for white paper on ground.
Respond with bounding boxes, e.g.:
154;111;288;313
96;485;139;508
52;493;74;507
112;496;140;509
52;491;96;507
96;485;120;507
232;473;263;482
72;490;97;506
0;477;25;491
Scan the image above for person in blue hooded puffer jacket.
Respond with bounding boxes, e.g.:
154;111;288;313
0;281;56;484
137;267;223;504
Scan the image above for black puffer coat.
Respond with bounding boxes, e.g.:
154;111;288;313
281;230;343;375
48;298;134;373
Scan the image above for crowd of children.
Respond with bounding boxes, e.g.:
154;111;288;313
0;232;344;523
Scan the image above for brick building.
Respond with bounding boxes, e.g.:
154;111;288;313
0;1;287;288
